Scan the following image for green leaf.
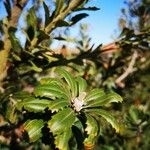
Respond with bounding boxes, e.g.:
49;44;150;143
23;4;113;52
76;7;100;11
84;114;99;146
43;2;50;26
29;61;42;72
84;89;105;103
34;83;69;100
6;102;18;124
54;128;72;150
84;92;123;108
76;77;87;94
23;119;44;142
48;99;69;113
55;68;77;98
55;0;64;16
16;97;51;113
27;7;37;29
71;13;89;25
56;20;70;27
48;108;75;135
86;109;120;133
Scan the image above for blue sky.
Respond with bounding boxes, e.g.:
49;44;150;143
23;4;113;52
0;0;125;47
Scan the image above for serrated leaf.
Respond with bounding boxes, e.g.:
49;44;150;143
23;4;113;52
48;99;69;113
84;114;99;146
71;13;89;25
13;91;31;100
16;98;51;113
84;89;105;103
76;77;87;94
40;78;71;98
34;83;69;100
84;92;123;108
55;68;77;98
23;119;44;142
86;109;120;133
48;108;75;135
54;128;72;150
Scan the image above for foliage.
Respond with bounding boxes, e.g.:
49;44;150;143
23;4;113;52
0;0;149;150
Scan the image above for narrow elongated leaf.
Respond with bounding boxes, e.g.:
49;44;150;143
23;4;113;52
84;114;99;146
16;98;51;113
48;99;69;113
56;20;70;27
86;109;120;133
27;7;37;29
34;83;69;100
71;13;89;25
23;119;44;142
84;92;123;108
43;2;50;26
84;89;105;103
55;0;64;16
76;77;87;94
54;128;72;150
48;108;75;135
76;7;100;11
55;68;77;98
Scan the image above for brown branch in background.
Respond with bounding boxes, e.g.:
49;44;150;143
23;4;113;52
0;0;28;91
115;51;138;87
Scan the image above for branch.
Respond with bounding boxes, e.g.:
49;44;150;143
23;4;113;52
45;0;84;33
115;51;138;86
0;0;27;87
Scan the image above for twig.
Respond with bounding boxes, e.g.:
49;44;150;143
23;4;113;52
115;51;138;85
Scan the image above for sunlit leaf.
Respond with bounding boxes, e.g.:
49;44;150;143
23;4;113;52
84;92;123;108
76;77;87;94
55;68;77;98
48;108;75;135
84;114;99;146
48;99;69;113
34;83;69;100
86;109;120;133
23;119;44;142
54;128;72;150
16;97;51;113
84;89;105;103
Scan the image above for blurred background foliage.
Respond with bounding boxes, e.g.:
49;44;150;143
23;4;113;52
0;0;150;149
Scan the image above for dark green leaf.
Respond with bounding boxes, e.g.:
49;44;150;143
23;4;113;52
43;2;50;26
76;7;100;11
71;13;89;25
56;20;70;27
